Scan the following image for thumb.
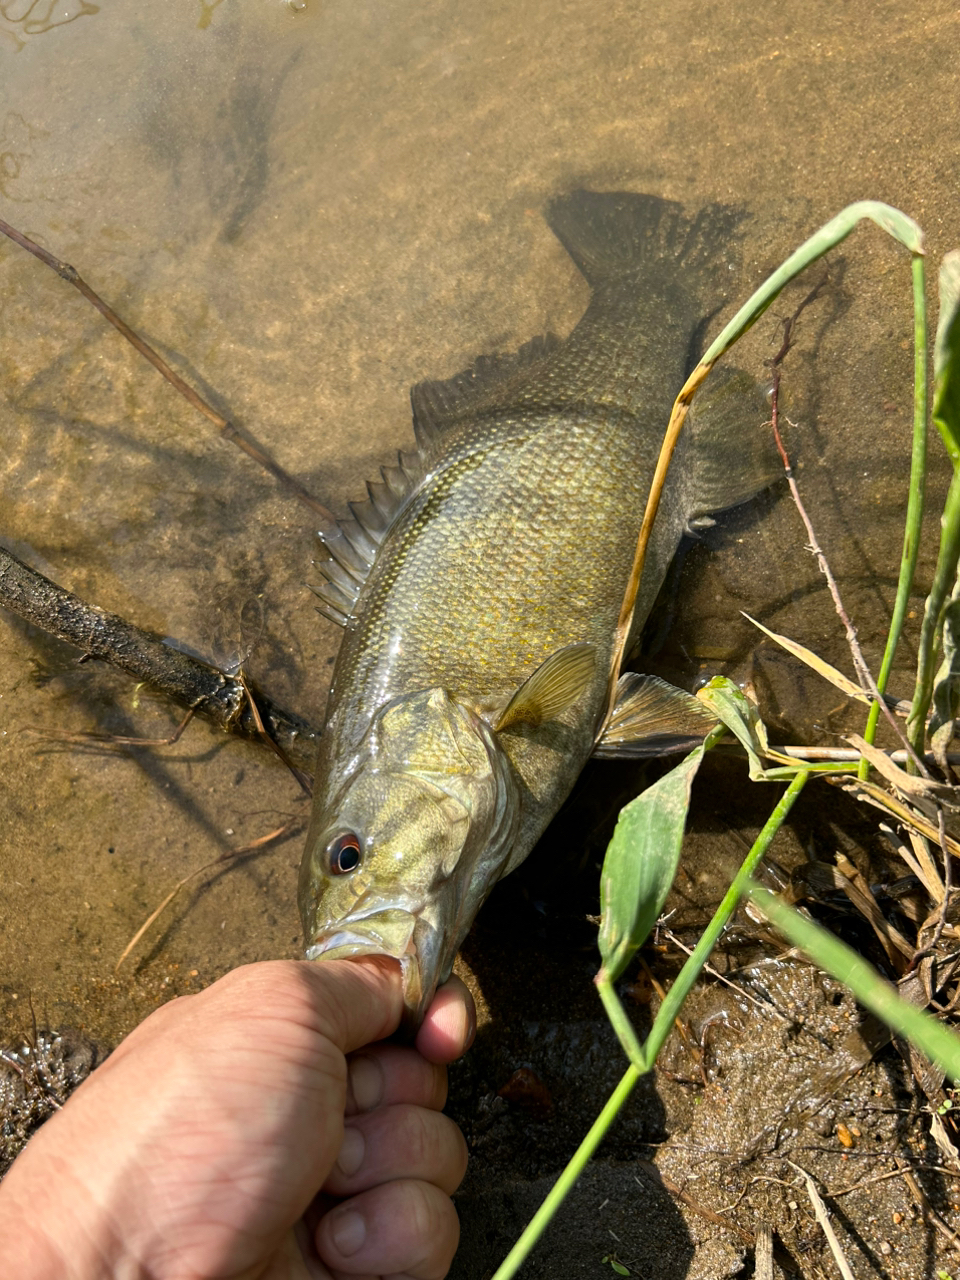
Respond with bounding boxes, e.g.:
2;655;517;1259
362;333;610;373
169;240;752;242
296;956;405;1054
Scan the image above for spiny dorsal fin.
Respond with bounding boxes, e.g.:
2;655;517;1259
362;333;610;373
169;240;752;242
313;451;427;626
495;642;597;732
411;334;559;441
315;337;562;627
593;673;720;759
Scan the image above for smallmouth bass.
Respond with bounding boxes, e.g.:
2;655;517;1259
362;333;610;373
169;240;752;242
298;191;776;1023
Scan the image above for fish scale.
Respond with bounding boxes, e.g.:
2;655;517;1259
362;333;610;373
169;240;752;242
299;190;779;1024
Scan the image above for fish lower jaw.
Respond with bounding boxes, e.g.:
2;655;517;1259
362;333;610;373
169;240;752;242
304;930;414;964
304;911;448;1031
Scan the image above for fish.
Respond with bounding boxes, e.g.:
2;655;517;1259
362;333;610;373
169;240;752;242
298;190;778;1024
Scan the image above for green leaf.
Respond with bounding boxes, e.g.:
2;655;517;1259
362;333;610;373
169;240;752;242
747;884;960;1083
934;250;960;463
597;743;705;983
695;676;773;780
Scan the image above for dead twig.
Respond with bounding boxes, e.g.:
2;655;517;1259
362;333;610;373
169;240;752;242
786;1160;856;1280
115;819;300;971
767;299;929;777
24;709;196;750
0;215;336;530
896;1156;960;1255
662;929;791;1022
636;1166;754;1247
238;671;312;797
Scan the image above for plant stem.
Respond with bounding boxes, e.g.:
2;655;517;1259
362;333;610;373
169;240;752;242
596;974;649;1069
861;251;928;775
490;771;810;1280
638;768;809;1066
488;1064;641;1280
909;468;960;752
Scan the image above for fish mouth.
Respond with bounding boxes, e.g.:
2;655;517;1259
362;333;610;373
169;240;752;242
305;907;444;1033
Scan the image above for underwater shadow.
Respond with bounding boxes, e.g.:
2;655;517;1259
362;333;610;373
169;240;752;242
447;760;693;1280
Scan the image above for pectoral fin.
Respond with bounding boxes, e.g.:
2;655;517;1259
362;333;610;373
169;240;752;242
594;673;720;758
495;643;597;732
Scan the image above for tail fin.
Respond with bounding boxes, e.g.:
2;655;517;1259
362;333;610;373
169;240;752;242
545;190;745;291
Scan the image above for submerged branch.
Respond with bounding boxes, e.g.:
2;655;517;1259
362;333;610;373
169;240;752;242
0;544;320;773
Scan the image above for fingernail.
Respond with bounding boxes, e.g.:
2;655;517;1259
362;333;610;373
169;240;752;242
348;1054;383;1111
465;996;477;1050
335;1125;365;1177
330;1209;366;1257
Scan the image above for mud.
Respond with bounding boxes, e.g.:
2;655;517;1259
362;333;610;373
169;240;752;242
2;1;960;1276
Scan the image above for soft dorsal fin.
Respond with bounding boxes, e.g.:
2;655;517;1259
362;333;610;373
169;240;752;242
411;334;559;442
593;673;720;758
494;642;597;732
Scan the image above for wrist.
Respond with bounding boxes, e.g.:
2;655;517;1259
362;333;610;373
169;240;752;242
0;1164;119;1280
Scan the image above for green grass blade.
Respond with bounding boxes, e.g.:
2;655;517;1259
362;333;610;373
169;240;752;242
860;251;928;773
909;252;960;751
747;884;960;1081
699;202;924;370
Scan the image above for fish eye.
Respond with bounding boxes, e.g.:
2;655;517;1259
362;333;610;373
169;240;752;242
326;831;362;875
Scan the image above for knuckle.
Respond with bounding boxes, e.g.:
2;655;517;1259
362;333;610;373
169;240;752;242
405;1106;435;1167
403;1180;460;1275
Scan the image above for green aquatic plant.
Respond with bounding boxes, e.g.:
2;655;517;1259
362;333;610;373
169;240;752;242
492;202;960;1280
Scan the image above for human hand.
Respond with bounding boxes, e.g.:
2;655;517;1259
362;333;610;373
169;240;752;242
0;958;474;1280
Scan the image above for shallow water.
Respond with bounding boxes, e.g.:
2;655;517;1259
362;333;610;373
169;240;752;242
1;1;959;1274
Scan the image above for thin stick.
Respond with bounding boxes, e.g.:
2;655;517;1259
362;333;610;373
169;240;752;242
755;1225;774;1280
897;1157;960;1255
0;215;337;530
786;1161;856;1280
638;1166;754;1246
115;820;297;970
767;316;929;776
914;805;955;959
27;709;196;749
661;929;790;1021
238;671;313;797
774;745;960;764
